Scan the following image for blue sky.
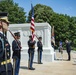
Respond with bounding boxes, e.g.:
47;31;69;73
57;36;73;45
13;0;76;17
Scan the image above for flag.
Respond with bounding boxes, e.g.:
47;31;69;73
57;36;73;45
30;4;35;40
51;26;55;45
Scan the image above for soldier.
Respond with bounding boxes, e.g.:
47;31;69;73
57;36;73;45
37;37;43;64
28;35;36;70
12;32;22;75
59;41;63;60
0;12;12;75
65;39;71;61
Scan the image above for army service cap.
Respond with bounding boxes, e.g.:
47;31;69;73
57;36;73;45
14;32;20;37
38;37;42;39
0;12;9;23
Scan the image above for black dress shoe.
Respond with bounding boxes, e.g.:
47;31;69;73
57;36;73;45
40;62;43;64
38;62;43;64
29;68;35;70
67;59;70;61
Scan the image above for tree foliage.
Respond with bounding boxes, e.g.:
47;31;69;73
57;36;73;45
28;4;76;49
27;4;54;23
0;0;26;23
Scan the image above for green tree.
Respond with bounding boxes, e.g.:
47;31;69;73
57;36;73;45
0;0;26;23
28;4;76;49
28;4;69;42
67;16;76;49
27;4;54;23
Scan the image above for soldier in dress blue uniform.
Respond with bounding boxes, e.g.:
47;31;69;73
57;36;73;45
28;35;36;70
37;37;43;64
65;40;71;61
0;13;12;75
12;32;22;75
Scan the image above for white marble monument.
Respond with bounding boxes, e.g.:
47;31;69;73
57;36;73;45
7;23;54;62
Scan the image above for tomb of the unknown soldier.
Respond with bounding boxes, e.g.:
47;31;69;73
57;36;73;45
7;22;55;62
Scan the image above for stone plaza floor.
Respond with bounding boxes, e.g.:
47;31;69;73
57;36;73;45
19;51;76;75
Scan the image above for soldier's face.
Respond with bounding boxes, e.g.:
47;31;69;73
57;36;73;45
0;21;8;32
17;36;20;39
15;36;20;40
0;21;2;28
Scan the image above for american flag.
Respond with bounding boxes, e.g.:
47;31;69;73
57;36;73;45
30;4;35;41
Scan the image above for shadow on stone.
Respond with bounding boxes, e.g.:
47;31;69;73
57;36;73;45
33;62;38;64
20;66;28;70
55;58;68;61
73;63;76;65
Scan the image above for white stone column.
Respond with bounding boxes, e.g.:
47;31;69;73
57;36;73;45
44;27;48;47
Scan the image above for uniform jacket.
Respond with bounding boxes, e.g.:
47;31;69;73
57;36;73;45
28;40;36;53
66;42;71;53
12;40;21;59
37;40;43;51
0;32;12;73
0;32;11;61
